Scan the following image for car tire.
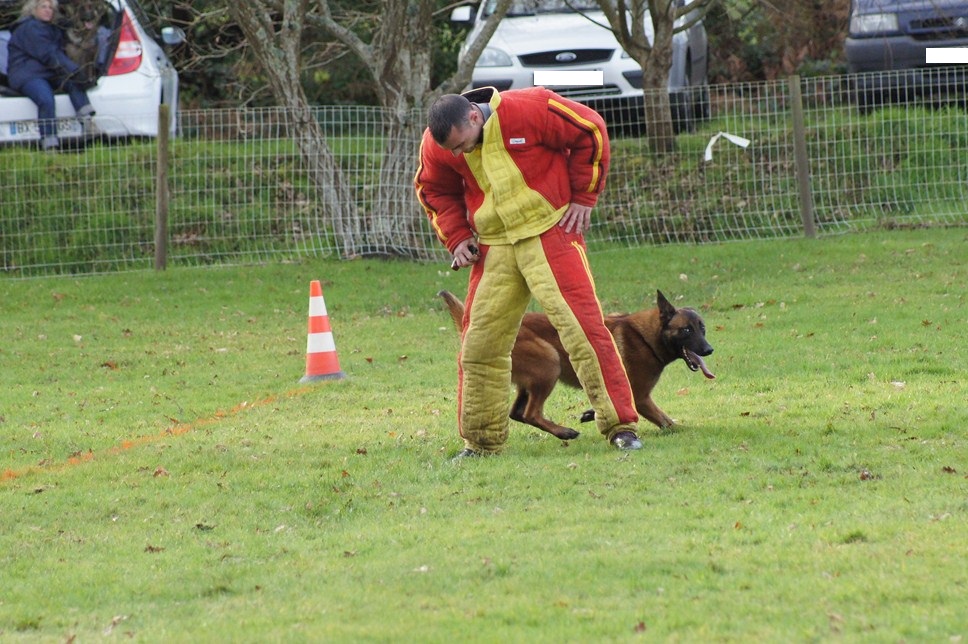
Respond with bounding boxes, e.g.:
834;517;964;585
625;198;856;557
670;89;694;134
694;84;710;122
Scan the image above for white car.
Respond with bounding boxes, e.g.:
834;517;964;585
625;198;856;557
0;0;183;145
451;0;709;131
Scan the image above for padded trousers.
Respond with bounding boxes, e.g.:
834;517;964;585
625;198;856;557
458;225;638;452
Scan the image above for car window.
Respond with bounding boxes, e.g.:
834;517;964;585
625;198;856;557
483;0;602;18
122;0;159;40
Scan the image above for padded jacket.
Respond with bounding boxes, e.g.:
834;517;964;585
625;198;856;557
7;16;80;91
414;87;610;252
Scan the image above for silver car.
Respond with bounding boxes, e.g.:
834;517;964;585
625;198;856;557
0;0;183;145
451;0;709;131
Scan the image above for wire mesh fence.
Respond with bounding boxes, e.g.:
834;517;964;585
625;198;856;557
1;71;966;277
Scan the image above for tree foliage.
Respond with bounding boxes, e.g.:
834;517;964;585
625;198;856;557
139;0;851;108
705;0;849;82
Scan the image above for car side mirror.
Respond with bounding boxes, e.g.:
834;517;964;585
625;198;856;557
450;5;474;25
160;26;186;47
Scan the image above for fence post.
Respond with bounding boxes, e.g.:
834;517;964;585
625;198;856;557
788;75;817;238
154;104;171;270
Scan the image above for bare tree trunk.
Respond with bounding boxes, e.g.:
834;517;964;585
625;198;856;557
368;0;437;257
640;3;676;154
229;1;363;257
224;0;514;258
312;0;514;259
373;116;427;257
599;0;714;154
298;112;365;257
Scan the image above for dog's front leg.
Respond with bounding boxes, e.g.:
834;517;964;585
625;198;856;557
638;397;675;428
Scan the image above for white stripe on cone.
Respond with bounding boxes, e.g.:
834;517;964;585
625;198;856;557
307;331;336;354
309;296;327;317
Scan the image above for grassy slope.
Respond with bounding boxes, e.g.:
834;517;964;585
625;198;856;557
1;229;965;642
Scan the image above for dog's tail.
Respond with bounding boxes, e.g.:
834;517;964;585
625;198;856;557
437;290;465;331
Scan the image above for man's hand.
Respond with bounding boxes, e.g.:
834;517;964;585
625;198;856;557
450;238;480;270
558;203;592;234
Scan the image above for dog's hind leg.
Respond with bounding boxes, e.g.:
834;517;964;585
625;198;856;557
509;389;530;424
510;385;580;440
514;384;580;441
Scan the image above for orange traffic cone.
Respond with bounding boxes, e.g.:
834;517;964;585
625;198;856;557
299;280;346;382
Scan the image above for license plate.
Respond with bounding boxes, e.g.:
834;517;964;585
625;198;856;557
8;118;84;137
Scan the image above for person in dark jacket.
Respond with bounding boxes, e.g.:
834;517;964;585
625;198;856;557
7;0;95;150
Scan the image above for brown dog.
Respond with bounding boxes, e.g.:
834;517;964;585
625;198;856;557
438;289;714;440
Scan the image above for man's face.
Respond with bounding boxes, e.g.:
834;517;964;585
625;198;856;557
439;117;482;157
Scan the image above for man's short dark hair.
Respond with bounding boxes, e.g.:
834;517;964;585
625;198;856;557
428;94;472;144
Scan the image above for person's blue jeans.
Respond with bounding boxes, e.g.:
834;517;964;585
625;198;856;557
16;77;92;139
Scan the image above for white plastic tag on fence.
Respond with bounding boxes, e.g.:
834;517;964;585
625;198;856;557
704;131;751;162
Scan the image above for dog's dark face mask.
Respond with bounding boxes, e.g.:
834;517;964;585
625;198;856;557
657;290;715;379
673;309;715;379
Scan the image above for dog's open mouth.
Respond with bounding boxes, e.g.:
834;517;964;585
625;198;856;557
683;349;715;379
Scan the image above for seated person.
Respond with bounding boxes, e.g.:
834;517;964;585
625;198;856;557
7;0;95;150
0;31;11;89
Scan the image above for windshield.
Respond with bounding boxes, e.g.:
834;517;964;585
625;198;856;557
482;0;602;18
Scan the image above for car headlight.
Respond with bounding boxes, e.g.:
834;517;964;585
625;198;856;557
850;12;899;36
477;47;514;67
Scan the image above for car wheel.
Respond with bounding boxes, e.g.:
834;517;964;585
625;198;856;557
694;84;710;122
670;89;694;134
850;74;881;115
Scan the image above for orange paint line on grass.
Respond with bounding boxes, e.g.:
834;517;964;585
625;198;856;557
1;386;317;484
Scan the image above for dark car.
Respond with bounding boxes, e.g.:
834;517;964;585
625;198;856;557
845;0;968;111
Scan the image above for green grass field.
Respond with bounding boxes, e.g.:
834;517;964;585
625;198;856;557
1;228;965;642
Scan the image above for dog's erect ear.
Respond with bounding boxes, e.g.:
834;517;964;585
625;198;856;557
657;290;677;326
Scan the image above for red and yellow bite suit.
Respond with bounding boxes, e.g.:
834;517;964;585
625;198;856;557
414;86;638;452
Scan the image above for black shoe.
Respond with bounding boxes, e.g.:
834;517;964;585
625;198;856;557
610;430;643;451
451;448;484;462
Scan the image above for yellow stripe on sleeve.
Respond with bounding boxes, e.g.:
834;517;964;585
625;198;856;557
548;98;605;193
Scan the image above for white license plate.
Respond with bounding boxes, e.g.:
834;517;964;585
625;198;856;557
8;118;84;137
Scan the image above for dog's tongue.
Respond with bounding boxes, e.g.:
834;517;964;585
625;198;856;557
686;350;716;379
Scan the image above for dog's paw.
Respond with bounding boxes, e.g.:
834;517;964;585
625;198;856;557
553;428;580;441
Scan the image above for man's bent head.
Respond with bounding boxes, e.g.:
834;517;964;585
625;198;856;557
429;94;483;156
